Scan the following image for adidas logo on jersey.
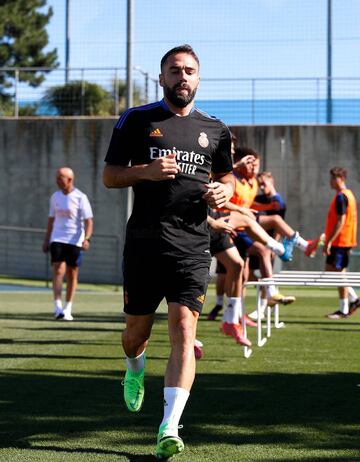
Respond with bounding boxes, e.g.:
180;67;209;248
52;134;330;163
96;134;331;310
149;128;163;137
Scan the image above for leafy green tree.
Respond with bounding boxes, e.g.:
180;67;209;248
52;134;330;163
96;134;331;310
112;79;144;114
44;81;113;116
0;0;58;102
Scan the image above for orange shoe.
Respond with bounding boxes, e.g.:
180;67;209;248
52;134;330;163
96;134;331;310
242;314;257;328
221;322;251;346
220;322;233;336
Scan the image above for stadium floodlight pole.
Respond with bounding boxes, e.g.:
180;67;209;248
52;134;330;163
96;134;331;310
126;0;134;221
326;0;332;124
65;0;70;83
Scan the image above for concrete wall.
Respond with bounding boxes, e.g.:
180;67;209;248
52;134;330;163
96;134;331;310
0;119;359;283
231;125;360;271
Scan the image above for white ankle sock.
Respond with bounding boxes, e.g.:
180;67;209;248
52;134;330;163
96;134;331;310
339;298;349;315
225;297;242;324
266;284;277;298
347;287;358;303
266;237;285;256
160;387;190;431
295;234;308;251
126;350;146;373
260;298;268;314
54;299;62;311
64;301;72;313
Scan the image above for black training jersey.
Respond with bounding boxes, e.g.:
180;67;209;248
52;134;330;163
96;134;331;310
105;99;232;259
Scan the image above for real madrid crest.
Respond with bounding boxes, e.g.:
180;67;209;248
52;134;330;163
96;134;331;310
198;132;209;148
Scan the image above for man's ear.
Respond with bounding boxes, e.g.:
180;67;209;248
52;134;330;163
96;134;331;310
159;73;164;87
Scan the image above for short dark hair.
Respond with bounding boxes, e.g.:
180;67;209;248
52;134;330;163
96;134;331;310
233;146;260;163
160;44;200;71
330;166;347;179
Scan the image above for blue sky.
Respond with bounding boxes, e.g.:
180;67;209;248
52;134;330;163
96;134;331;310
45;0;360;79
35;0;360;106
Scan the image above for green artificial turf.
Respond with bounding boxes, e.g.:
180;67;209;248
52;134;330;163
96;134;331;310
0;283;359;461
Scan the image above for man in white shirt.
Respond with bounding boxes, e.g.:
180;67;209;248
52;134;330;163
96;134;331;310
42;167;93;320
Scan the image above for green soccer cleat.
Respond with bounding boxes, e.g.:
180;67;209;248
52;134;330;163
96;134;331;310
156;423;184;460
122;366;145;413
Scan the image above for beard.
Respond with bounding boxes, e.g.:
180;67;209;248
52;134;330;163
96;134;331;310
163;82;197;108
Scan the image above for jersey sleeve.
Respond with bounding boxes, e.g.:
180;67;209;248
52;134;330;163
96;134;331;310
336;192;348;215
80;194;94;220
104;110;136;166
211;124;233;174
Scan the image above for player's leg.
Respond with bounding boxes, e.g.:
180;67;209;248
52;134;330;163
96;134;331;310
216;247;251;346
207;267;226;320
156;259;209;460
62;244;82;321
121;252;159;413
50;242;66;319
63;265;78;320
248;242;296;307
122;313;154;412
258;215;312;257
207;224;230;320
228;212;291;261
326;247;351;318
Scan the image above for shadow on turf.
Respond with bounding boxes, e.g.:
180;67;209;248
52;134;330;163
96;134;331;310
1;370;359;458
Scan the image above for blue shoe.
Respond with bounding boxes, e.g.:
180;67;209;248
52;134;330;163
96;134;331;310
280;232;298;262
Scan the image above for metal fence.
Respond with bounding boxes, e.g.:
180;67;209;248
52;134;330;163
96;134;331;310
0;67;159;117
1;67;360;124
0;225;123;286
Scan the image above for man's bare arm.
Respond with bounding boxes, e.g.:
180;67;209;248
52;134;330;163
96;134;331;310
103;153;181;188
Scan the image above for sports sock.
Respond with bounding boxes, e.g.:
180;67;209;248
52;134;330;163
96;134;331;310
294;233;308;251
260;298;268;314
266;283;277;298
226;297;242;324
347;287;358;303
64;301;72;314
160;387;190;432
339;298;349;315
216;294;224;306
266;237;285;256
54;299;62;311
126;349;145;373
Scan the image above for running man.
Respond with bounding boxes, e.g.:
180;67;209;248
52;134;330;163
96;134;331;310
103;45;234;460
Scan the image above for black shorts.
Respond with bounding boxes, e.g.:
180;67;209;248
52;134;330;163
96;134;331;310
233;232;254;259
50;242;82;267
209;228;234;257
123;254;211;315
326;246;351;270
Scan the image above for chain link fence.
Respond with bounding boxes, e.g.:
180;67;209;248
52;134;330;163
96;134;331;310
0;225;123;286
1;67;360;124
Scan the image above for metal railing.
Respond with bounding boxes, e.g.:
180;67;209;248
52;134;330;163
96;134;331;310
0;66;159;117
1;68;360;123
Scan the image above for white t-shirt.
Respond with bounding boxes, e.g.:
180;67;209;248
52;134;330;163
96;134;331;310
49;188;93;247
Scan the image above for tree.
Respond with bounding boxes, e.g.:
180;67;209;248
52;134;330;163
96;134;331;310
0;0;58;102
44;81;113;116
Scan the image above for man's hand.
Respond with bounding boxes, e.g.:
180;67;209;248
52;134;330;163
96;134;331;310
210;216;234;235
323;240;332;256
82;240;90;251
203;182;233;208
233;154;256;170
42;239;49;253
145;153;181;181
